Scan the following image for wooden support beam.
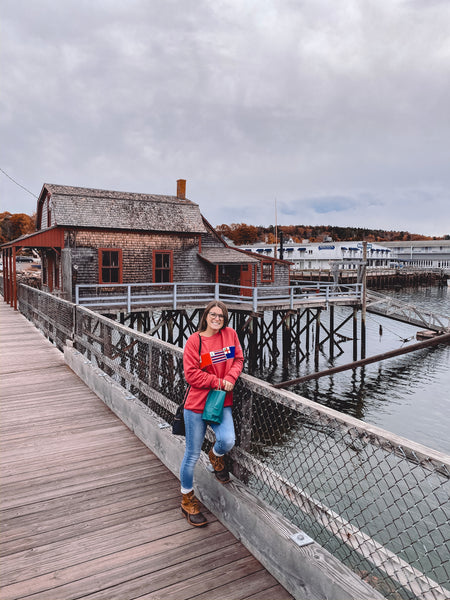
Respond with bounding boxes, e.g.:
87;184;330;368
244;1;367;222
273;332;450;388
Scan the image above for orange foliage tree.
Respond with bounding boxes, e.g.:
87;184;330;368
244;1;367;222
0;212;36;245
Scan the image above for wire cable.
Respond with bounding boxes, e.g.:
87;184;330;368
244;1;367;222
367;312;415;344
0;167;38;198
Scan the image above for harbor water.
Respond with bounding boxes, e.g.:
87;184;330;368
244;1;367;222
263;285;450;455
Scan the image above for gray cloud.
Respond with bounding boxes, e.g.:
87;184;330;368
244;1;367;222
1;0;449;235
307;196;358;215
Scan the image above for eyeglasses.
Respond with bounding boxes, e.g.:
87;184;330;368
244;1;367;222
208;312;224;320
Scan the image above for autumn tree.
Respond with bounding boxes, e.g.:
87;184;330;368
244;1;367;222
214;222;440;244
0;212;36;244
216;223;259;244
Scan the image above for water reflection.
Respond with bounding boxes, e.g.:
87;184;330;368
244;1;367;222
255;286;450;454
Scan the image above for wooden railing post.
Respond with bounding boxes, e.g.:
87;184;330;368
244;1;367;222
252;287;258;313
173;283;177;309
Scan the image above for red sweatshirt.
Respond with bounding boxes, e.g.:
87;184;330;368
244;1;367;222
183;327;244;413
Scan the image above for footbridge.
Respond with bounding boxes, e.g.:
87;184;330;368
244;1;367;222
366;290;450;332
1;283;449;600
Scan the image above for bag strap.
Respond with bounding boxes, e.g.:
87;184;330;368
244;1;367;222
200;329;223;388
182;332;203;407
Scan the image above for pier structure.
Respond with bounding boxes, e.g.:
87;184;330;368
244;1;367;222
71;280;450;375
292;267;448;288
2;282;449;600
72;280;364;371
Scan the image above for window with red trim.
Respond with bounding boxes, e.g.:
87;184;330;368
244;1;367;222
261;261;274;282
153;250;172;282
99;249;122;283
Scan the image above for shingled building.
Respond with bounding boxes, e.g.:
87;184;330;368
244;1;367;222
2;180;290;306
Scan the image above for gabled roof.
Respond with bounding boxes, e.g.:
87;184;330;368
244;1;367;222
37;184;207;234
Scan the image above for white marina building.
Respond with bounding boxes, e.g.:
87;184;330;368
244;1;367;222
235;241;393;271
382;240;450;271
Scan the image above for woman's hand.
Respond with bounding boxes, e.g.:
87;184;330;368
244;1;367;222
222;379;234;392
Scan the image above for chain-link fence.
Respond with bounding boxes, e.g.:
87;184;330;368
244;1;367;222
18;284;75;351
11;285;450;600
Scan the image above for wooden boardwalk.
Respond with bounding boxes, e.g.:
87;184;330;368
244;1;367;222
0;301;293;600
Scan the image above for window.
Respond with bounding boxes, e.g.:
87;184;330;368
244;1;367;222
153;250;172;283
99;249;122;283
261;261;274;282
47;195;52;228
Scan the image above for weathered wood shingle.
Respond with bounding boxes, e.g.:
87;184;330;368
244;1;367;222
41;184;207;234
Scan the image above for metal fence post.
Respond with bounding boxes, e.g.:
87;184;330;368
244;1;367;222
173;283;177;309
75;285;79;305
252;287;258;313
215;283;219;300
127;285;131;313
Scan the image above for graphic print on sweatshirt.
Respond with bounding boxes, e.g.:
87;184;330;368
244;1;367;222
200;346;236;369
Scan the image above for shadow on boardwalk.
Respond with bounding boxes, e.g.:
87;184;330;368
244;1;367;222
0;301;293;600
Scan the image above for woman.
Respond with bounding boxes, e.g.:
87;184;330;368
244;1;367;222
180;300;244;527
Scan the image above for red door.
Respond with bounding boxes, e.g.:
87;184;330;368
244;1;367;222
240;264;253;296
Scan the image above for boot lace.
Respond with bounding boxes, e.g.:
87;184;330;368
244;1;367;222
190;495;200;511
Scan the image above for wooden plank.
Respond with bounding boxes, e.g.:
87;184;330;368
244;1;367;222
1;472;178;544
1;508;202;582
0;460;171;510
244;584;296;600
0;473;173;521
78;549;258;600
0;525;232;600
192;570;289;600
1;494;183;556
134;556;265;600
1;447;153;481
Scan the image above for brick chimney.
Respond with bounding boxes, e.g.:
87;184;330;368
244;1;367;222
177;179;186;199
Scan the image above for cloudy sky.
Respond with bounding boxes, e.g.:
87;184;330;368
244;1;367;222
1;0;449;236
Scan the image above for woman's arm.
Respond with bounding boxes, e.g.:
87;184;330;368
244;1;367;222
183;334;220;389
223;330;244;386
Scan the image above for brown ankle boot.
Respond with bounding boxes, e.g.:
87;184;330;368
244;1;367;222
208;449;230;483
181;491;208;527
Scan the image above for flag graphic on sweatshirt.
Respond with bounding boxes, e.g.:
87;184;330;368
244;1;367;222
200;346;236;369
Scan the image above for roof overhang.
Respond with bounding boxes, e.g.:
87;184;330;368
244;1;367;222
198;248;259;266
1;227;64;250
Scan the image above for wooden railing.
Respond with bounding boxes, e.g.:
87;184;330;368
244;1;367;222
75;281;363;312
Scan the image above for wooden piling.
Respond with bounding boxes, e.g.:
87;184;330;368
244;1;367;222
329;304;335;359
273;332;450;388
314;308;321;368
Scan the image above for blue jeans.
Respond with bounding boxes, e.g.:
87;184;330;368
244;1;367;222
180;406;235;492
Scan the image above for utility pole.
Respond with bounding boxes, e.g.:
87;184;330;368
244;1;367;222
361;241;367;359
274;198;278;259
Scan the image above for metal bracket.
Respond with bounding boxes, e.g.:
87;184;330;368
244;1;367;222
290;531;315;547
